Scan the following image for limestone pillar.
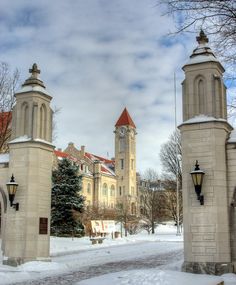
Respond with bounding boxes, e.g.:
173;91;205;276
179;31;234;275
2;64;54;266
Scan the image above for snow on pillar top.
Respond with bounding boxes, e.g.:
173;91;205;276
183;30;223;68
15;63;51;97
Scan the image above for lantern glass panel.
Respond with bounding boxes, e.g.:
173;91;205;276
6;182;18;195
196;173;202;186
191;173;197;185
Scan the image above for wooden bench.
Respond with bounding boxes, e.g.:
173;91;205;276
90;237;105;245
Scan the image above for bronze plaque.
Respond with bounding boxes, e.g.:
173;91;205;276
39;217;48;234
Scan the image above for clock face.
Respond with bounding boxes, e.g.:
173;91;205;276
119;127;126;136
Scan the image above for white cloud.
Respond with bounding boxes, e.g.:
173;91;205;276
0;0;198;174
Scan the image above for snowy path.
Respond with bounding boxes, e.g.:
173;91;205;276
10;241;183;285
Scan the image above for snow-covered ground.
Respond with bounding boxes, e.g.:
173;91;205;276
77;270;236;285
0;224;235;285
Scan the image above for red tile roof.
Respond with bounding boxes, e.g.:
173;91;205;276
101;166;110;173
93;154;114;164
85;152;114;164
55;150;115;176
85;152;115;176
54;150;70;158
54;150;78;163
115;108;136;128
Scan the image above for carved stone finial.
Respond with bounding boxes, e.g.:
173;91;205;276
29;63;40;79
196;30;209;45
22;63;45;88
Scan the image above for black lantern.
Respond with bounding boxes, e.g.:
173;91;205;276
190;161;205;205
6;174;19;211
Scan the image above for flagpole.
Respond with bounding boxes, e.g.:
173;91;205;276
174;72;181;236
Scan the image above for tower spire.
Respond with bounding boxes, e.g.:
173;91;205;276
115;108;136;128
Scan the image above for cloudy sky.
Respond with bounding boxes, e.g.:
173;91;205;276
1;0;203;174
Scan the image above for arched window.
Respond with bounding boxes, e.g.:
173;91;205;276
102;183;108;196
110;185;115;196
194;75;206;115
87;183;91;194
40;104;47;139
215;78;222;117
21;102;29;136
198;79;205;114
131;202;136;215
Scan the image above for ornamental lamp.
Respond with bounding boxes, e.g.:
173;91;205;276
190;161;205;205
6;174;19;211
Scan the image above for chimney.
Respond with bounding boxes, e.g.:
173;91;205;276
81;145;85;157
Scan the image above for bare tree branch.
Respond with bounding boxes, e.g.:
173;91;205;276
0;62;20;153
160;129;182;187
159;1;236;71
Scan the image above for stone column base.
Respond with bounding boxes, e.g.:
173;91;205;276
3;257;23;267
3;257;51;267
182;261;234;275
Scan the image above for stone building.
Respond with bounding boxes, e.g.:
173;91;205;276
54;108;139;215
180;30;236;274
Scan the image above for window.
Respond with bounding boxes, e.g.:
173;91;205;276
40;104;47;139
131;159;134;170
102;183;108;195
119;186;122;196
198;79;205;114
131;203;136;215
21;102;29;136
87;183;91;194
110;185;115;196
120;159;124;169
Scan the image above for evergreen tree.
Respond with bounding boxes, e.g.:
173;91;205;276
51;158;85;237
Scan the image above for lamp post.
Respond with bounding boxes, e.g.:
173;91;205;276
190;161;205;205
6;174;19;211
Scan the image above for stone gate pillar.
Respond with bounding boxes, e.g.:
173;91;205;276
179;31;234;275
2;64;54;266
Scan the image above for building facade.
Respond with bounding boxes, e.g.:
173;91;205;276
54;108;138;215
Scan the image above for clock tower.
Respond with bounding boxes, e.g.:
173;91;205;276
115;108;137;215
